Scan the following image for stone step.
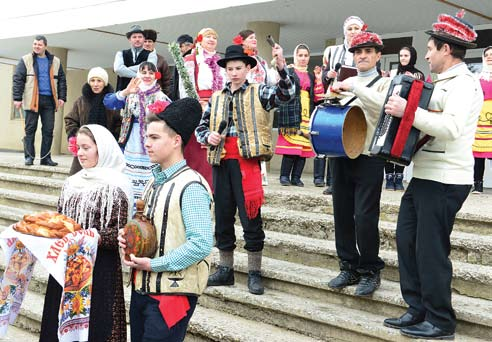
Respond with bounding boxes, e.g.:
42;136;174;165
0;172;63;197
0;249;318;342
261;208;492;266
201;282;486;342
210;250;492;340
264;188;492;235
0;324;39;341
189;305;323;342
0;205;30;227
0;161;69;180
234;227;492;301
0;188;58;213
9;257;483;342
1;188;490;269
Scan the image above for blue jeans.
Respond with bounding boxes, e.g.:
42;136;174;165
24;95;55;160
130;290;197;342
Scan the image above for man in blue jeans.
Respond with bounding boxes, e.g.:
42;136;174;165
13;35;67;166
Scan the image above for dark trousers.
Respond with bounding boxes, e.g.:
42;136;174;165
396;178;470;333
473;157;485;182
331;155;385;273
130;290;197;342
384;161;404;174
313;156;332;185
24;95;55;160
213;159;265;252
280;155;306;181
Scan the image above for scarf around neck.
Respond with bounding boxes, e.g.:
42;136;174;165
82;83;114;128
62;124;133;226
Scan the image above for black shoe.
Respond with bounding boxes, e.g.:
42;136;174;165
472;181;483;194
322;186;332;195
207;265;234;286
355;272;381;296
40;158;58;166
384;312;425;329
327;270;360;289
24;157;34;166
291;178;304;187
401;321;454;340
247;270;264;295
314;178;325;187
279;176;290;186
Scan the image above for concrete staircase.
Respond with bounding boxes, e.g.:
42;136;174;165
0;156;491;341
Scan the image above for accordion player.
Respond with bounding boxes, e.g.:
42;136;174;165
369;74;434;165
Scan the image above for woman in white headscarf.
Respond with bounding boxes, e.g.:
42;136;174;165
104;61;171;203
315;16;365;194
40;124;133;342
471;46;492;193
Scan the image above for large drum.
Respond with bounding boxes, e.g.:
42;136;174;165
309;104;367;159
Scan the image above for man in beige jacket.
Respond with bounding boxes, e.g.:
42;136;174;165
383;10;483;340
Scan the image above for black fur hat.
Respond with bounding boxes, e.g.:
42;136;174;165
156;98;202;145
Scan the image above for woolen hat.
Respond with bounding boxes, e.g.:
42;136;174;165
349;31;384;53
217;45;257;68
426;9;477;49
87;67;108;86
156;98;202;146
177;34;193;45
126;24;144;39
143;29;157;42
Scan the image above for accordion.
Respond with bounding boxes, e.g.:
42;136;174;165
369;75;434;165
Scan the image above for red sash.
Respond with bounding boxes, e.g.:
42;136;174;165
223;137;264;219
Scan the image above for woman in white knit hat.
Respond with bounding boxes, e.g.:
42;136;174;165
64;67;122;174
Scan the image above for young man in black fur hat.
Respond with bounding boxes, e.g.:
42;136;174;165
195;42;295;295
118;98;213;342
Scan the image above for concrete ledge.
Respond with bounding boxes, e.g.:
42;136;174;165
0;188;58;212
210;250;492;340
261;208;492;266
202;281;485;342
0;172;63;196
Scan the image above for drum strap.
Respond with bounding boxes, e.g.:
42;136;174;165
344;75;382;107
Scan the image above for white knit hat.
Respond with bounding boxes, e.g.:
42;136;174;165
343;16;364;35
87;67;108;86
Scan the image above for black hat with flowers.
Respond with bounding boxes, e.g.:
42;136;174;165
156;98;202;146
426;9;477;49
217;45;257;68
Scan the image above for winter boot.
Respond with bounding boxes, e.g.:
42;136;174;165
279;156;294;186
290;157;306;187
394;173;405;191
313;157;326;187
385;173;395;190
